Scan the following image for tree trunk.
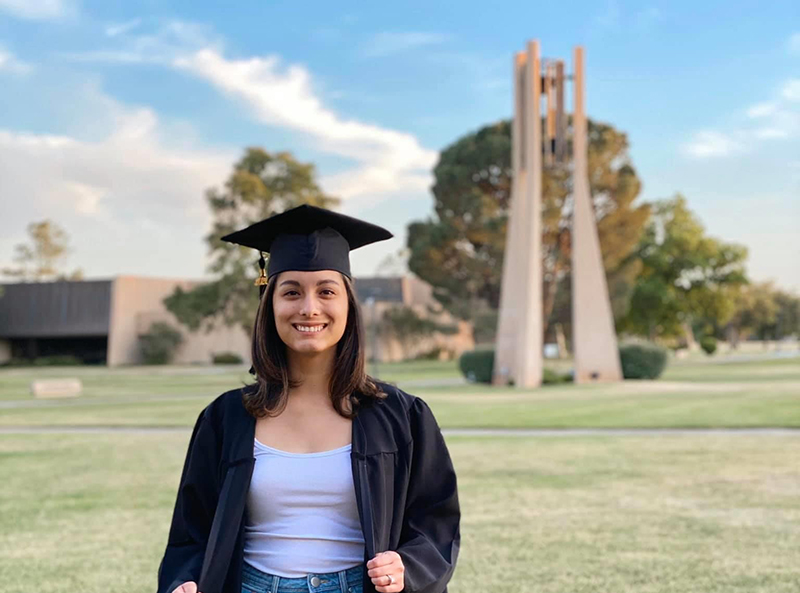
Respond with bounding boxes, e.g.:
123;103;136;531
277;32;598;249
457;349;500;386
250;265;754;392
542;277;559;330
682;321;699;351
726;324;740;350
555;322;569;358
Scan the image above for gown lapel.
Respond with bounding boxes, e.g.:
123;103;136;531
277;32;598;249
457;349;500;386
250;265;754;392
352;411;377;561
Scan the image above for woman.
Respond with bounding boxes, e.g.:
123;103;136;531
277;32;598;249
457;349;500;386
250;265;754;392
156;205;460;593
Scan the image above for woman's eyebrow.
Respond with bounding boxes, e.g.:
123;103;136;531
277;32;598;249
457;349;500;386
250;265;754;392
279;279;341;287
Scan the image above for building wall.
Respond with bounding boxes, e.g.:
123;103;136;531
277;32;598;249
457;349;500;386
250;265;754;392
360;276;474;362
0;340;10;364
107;277;251;366
366;303;473;362
0;280;111;338
0;275;469;366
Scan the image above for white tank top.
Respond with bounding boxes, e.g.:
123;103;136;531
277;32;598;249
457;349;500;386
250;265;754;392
243;438;366;577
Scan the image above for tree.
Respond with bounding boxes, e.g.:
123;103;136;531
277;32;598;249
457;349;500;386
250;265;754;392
774;289;800;340
165;148;339;331
380;305;458;356
2;220;83;281
139;322;183;365
727;282;799;346
622;195;748;341
406;118;650;342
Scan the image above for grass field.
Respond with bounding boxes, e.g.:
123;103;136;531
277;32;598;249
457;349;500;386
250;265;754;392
1;354;798;592
1;357;798;428
0;433;798;593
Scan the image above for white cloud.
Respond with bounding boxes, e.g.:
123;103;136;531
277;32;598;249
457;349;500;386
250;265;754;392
0;111;230;220
0;0;71;19
0;47;32;74
746;101;777;118
58;50;156;65
55;24;436;202
105;18;142;38
361;31;451;58
753;127;789;139
788;32;800;54
64;181;107;215
174;48;436;200
781;78;800;101
59;20;221;65
682;131;744;158
0;88;234;278
685;77;799;158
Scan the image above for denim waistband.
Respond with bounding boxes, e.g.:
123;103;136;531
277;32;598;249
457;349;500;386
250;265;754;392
242;560;365;593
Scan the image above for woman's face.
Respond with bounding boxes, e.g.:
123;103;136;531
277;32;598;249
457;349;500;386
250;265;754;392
272;270;349;355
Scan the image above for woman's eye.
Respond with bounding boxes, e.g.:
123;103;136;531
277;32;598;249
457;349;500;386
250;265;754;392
283;290;334;296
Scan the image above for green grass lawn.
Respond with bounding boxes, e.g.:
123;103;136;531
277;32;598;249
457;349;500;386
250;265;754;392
0;432;797;593
0;364;255;401
0;359;460;401
1;358;797;428
1;354;797;591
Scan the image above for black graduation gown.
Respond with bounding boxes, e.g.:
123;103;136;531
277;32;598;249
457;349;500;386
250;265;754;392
156;382;460;593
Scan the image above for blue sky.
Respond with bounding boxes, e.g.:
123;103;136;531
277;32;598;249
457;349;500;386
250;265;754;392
0;0;798;290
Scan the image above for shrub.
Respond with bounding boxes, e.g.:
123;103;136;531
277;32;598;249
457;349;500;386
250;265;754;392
139;322;183;365
619;342;668;379
413;346;454;361
30;355;83;366
543;367;572;385
212;351;243;365
699;336;717;355
381;306;458;354
458;348;495;383
472;308;499;345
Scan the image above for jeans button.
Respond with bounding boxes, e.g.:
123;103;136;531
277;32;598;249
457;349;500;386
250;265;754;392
310;576;321;587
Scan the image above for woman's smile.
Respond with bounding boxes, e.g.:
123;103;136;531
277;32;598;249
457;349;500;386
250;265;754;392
293;323;328;334
271;271;349;354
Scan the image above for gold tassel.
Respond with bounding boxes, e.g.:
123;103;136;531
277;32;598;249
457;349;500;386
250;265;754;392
254;267;268;286
254;252;268;286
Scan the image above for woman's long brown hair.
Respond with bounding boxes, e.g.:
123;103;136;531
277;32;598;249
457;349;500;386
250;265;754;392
245;273;385;419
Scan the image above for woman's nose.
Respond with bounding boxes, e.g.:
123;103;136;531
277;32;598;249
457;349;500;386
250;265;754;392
299;294;320;316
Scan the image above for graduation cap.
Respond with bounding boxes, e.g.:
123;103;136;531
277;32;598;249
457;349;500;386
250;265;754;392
221;204;393;295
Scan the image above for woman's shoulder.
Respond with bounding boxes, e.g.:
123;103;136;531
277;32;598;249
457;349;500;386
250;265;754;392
367;381;440;433
197;385;254;428
371;380;419;414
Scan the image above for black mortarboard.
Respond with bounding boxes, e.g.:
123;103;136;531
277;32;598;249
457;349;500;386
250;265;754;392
220;205;393;287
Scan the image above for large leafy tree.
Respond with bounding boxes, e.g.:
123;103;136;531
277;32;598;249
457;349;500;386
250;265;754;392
773;290;800;340
727;282;799;345
407;118;650;341
622;195;748;341
165;148;339;331
2;220;83;281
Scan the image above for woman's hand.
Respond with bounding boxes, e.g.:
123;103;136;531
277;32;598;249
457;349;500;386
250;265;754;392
367;551;405;592
171;582;199;593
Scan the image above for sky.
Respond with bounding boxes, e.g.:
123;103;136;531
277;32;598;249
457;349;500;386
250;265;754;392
0;0;798;291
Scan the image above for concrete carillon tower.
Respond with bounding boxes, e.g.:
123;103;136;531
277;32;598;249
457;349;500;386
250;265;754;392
493;41;623;388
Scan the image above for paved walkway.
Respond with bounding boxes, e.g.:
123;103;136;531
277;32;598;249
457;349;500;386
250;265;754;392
0;392;211;409
1;426;798;436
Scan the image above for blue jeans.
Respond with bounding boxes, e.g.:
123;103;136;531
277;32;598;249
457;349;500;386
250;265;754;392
241;560;365;593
